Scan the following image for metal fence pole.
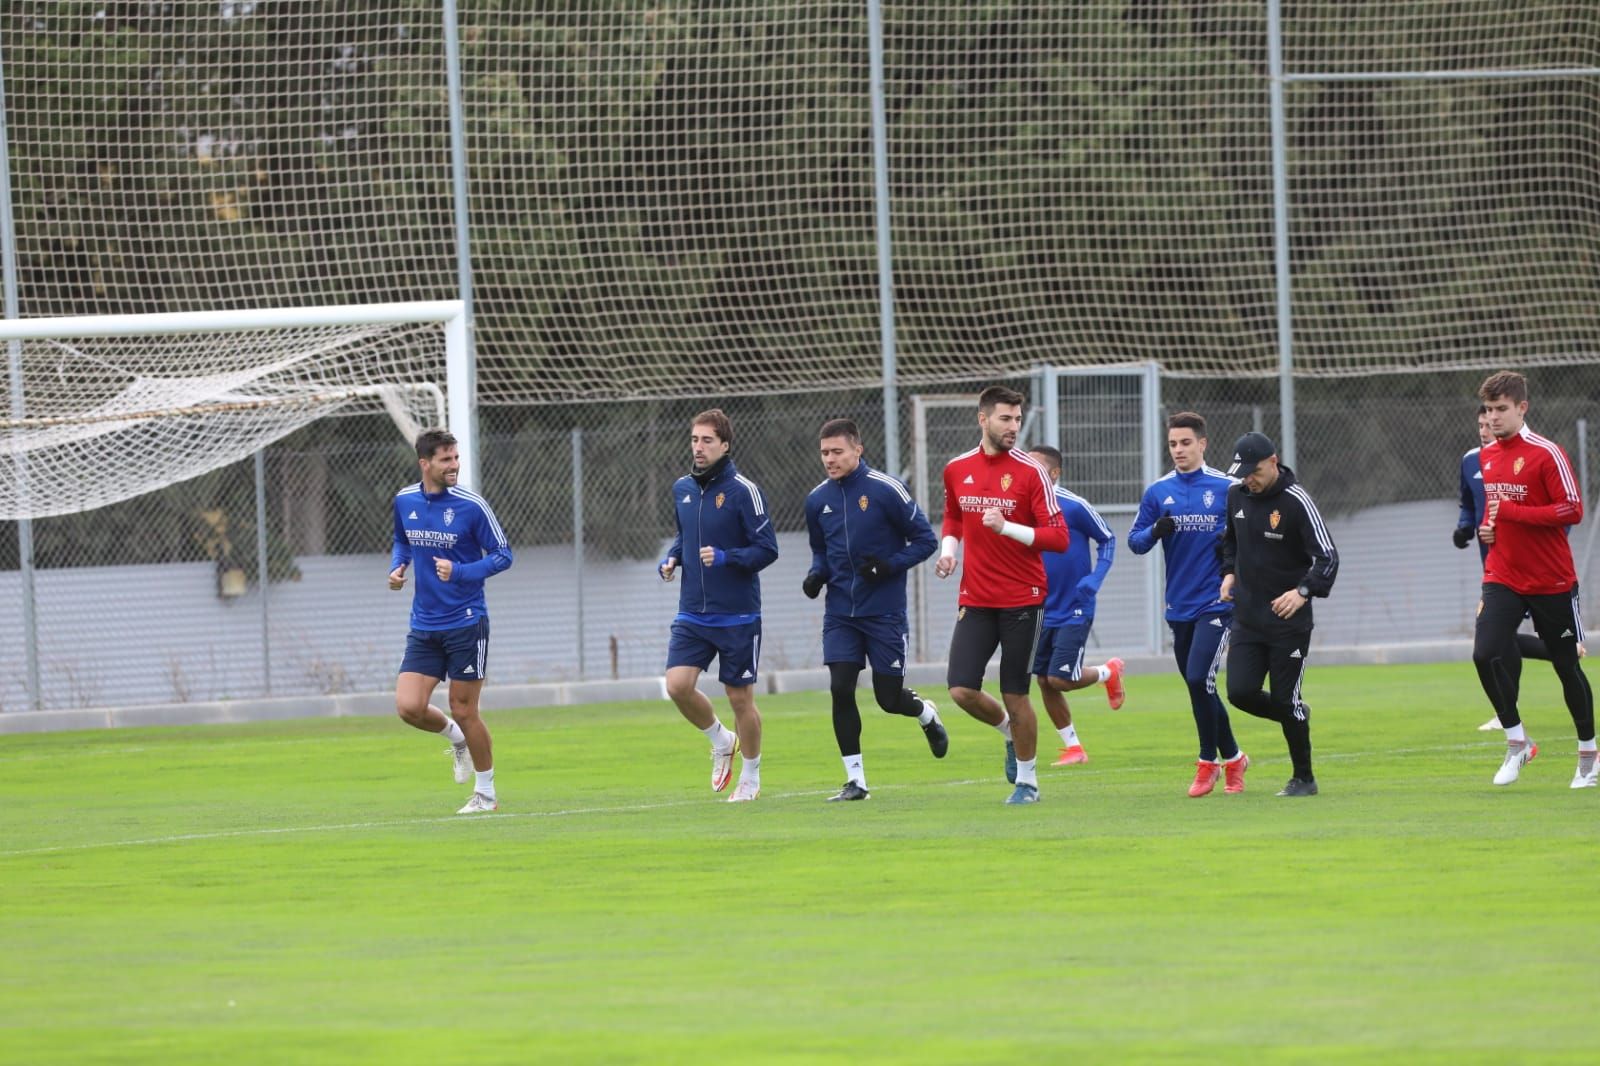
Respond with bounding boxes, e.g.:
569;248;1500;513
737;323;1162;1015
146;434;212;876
1268;0;1297;468
0;57;41;710
255;449;271;696
572;426;586;680
441;0;479;488
1578;418;1589;512
867;0;901;479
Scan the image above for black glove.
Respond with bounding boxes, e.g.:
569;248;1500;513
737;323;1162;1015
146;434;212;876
859;554;891;582
1152;515;1176;539
1452;526;1474;550
802;571;826;599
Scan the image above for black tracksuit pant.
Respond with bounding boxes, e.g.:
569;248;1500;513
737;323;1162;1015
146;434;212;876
1226;628;1315;781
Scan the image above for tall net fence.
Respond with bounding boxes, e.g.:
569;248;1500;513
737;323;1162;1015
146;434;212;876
3;3;1600;711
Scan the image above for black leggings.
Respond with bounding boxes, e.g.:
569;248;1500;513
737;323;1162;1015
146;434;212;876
1473;582;1593;740
829;662;925;757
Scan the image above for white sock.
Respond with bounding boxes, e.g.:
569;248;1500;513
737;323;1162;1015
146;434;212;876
1015;757;1038;787
843;754;865;786
740;753;761;785
1058;725;1078;747
1094;665;1111;684
1578;739;1597;753
917;701;936;726
475;767;495;797
1223;750;1246;764
700;720;735;753
1506;723;1527;743
994;713;1014;742
437;717;466;745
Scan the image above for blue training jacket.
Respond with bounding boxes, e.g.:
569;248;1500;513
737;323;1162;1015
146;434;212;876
1126;465;1233;622
1040;486;1115;628
1458;447;1488;564
391;484;514;631
666;456;779;622
804;460;936;619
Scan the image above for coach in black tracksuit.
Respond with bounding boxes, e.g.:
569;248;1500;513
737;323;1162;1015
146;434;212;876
1218;432;1339;797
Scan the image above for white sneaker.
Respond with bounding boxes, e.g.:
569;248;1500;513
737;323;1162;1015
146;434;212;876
727;777;760;803
1571;751;1599;789
1492;740;1537;786
1477;716;1503;732
449;743;474;784
710;736;739;793
457;791;498;814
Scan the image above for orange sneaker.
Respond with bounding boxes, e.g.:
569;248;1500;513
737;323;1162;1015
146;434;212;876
1188;760;1221;797
1052;744;1088;766
1104;657;1126;710
1223;752;1249;793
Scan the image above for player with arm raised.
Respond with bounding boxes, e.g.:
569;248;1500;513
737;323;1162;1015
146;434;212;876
658;408;779;802
802;418;944;802
935;385;1069;804
389;428;514;814
1025;445;1124;767
1472;371;1596;788
1127;411;1247;797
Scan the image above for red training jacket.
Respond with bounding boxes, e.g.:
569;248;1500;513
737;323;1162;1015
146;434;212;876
1480;424;1583;596
940;446;1068;607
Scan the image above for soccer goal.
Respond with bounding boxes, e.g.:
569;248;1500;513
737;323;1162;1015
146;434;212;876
0;301;470;521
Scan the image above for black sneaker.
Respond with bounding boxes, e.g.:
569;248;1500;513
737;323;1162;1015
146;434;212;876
827;781;870;802
1276;777;1319;797
921;711;950;759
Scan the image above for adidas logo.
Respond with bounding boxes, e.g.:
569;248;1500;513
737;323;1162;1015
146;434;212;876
1561;629;1575;638
821;504;833;513
1162;495;1175;505
962;475;974;484
682;494;692;503
1209;617;1223;627
408;510;418;520
1474;471;1483;479
890;659;902;669
1235;509;1245;518
740;669;754;679
462;665;475;674
1289;649;1302;659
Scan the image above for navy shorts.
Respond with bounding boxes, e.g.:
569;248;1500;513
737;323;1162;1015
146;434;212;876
666;619;763;688
822;613;910;676
400;617;489;682
1031;620;1094;681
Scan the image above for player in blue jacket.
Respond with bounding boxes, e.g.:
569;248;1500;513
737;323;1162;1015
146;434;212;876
1025;447;1124;767
802;418;944;801
658;409;779;802
1127;412;1248;797
389;428;514;814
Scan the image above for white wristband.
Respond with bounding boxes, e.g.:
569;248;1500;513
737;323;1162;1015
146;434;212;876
999;521;1036;547
940;535;960;560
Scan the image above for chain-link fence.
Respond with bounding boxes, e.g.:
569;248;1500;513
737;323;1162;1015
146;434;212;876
4;367;1596;712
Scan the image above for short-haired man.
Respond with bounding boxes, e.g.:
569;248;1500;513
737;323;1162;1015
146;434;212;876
390;428;514;814
803;418;945;801
1025;445;1124;766
1219;432;1339;797
935;385;1069;804
659;408;779;802
1455;404;1568;731
1128;412;1248;796
1472;371;1596;788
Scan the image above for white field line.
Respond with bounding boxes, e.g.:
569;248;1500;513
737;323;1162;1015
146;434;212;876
0;742;1509;860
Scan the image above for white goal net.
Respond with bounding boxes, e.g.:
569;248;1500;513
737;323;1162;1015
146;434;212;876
1;304;460;520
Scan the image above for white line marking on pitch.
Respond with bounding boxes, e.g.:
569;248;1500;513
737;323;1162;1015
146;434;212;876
0;741;1501;860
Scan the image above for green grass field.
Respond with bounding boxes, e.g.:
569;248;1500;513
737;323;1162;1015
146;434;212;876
2;662;1595;1064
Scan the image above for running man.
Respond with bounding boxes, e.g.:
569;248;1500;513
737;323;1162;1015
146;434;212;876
935;385;1069;804
1472;371;1596;788
1127;412;1248;796
1025;445;1124;767
390;428;514;814
659;408;779;802
803;418;945;802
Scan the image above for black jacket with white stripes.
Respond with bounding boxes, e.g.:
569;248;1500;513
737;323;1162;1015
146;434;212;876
1218;464;1338;637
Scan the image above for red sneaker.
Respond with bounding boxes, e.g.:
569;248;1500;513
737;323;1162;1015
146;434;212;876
1104;657;1126;710
1188;760;1221;797
1052;745;1088;766
1223;752;1250;793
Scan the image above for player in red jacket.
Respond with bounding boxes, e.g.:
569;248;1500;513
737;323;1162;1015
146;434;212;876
936;385;1069;803
1472;370;1597;789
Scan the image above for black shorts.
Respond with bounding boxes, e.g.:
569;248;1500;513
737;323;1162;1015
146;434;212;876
946;604;1042;695
1476;582;1585;660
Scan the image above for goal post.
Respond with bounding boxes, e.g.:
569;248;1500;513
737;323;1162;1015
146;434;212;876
0;300;473;522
